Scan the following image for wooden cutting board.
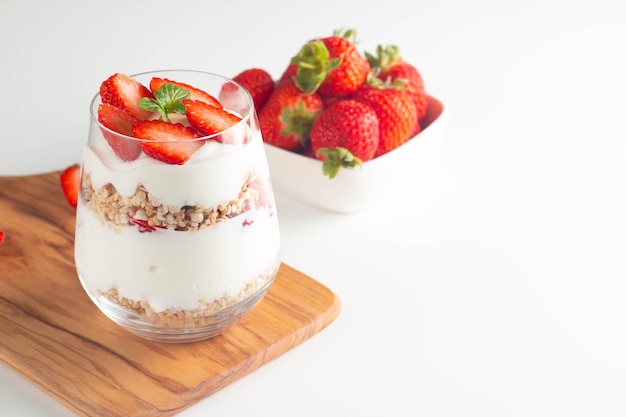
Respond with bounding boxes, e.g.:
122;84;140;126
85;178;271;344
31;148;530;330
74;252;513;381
0;171;340;417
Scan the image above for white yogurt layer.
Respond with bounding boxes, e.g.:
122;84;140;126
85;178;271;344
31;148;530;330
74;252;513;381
84;126;269;208
74;130;280;312
75;206;280;311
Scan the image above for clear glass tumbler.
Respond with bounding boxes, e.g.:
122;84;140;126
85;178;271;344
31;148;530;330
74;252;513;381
74;70;281;343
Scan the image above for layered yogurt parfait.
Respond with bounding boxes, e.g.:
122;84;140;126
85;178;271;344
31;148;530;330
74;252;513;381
74;70;280;342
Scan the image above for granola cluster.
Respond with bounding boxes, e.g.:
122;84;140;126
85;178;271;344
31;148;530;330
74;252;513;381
82;172;263;231
100;267;275;328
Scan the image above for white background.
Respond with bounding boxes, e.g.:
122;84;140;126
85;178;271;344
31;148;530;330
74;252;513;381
2;0;626;416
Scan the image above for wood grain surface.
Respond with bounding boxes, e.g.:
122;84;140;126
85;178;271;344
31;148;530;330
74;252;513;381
0;171;340;417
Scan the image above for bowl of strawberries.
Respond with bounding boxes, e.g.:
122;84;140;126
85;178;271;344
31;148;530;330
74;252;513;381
231;29;447;213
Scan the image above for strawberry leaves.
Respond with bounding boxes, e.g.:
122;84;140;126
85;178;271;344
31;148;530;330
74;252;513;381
316;147;361;179
139;83;190;122
291;40;342;94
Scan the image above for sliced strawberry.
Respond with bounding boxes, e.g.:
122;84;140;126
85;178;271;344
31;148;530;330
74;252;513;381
100;73;155;120
60;164;81;208
150;77;223;109
183;99;244;144
132;120;203;165
97;104;142;161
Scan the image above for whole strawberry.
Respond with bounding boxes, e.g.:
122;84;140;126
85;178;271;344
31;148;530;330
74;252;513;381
310;100;380;178
258;80;324;151
291;29;370;98
231;68;275;111
366;45;427;129
351;76;418;157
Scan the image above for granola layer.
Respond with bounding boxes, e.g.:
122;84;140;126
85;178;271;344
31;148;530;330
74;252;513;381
82;171;265;231
97;266;275;328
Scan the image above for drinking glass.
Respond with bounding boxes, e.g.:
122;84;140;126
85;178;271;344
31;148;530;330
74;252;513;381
74;70;281;343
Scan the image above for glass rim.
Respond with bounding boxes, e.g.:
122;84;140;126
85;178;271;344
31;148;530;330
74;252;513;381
89;69;255;143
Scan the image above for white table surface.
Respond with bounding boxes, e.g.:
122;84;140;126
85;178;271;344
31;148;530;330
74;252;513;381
2;0;626;416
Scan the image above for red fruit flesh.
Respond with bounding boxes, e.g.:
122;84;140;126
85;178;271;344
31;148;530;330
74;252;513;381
100;73;154;120
132;120;203;165
183;99;244;143
97;103;142;161
149;77;223;108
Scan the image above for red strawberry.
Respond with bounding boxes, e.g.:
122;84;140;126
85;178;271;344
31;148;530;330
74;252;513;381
319;93;343;109
366;45;427;129
97;103;142;161
351;78;418;157
100;73;155;120
279;63;298;84
291;29;370;97
258;81;324;151
132;120;202;165
300;143;316;158
149;77;222;109
310;100;380;178
231;68;275;111
183;99;245;144
0;229;5;245
60;164;81;208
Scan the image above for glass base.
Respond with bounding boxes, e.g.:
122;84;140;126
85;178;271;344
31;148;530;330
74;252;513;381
83;277;275;343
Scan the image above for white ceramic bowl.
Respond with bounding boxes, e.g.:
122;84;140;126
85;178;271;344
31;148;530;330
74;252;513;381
264;94;448;213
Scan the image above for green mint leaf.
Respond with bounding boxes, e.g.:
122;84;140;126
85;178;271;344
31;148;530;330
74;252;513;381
138;97;162;112
138;83;191;121
157;83;191;113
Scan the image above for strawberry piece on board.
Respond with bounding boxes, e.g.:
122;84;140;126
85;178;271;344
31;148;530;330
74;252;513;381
132;120;203;165
60;164;81;208
100;73;155;120
97;103;142;161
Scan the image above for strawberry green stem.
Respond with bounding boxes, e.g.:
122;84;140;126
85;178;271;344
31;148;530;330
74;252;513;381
291;40;342;94
316;147;362;179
